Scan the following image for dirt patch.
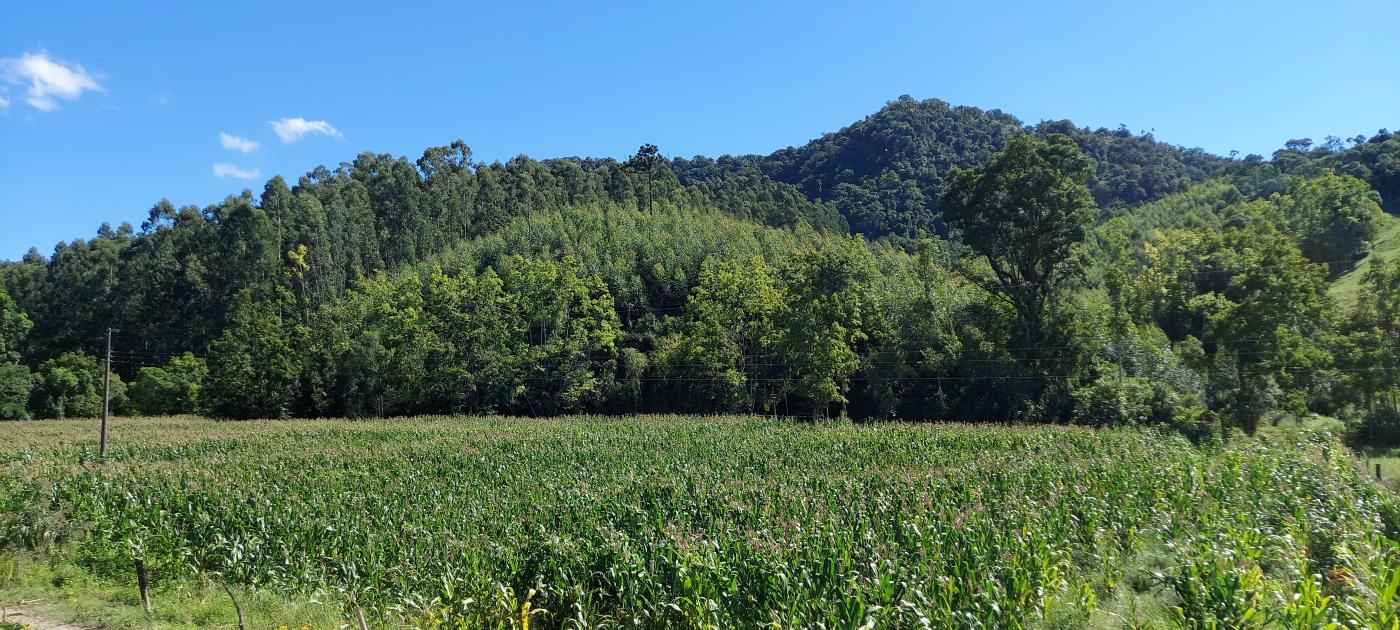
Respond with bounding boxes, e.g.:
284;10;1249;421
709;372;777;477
0;609;97;630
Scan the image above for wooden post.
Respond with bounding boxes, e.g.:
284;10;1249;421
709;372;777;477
135;558;151;615
1379;464;1384;482
100;327;112;458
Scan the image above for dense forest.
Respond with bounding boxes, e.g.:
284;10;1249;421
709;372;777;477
3;96;1399;442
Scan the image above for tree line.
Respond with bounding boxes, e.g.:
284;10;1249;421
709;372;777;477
2;106;1398;443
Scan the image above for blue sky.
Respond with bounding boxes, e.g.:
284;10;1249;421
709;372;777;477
2;0;1397;261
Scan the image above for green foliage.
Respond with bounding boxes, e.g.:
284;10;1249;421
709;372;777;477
1202;221;1331;433
1273;172;1384;275
942;132;1096;320
1087;180;1242;264
674;157;848;231
758;96;1025;235
1035;120;1224;207
1330;213;1400;308
1162;544;1265;628
128;353;207;416
660;256;780;411
0;290;33;420
0;290;30;363
501;255;620;414
772;237;885;417
309;255;621;418
943;134;1098;416
0;362;31;421
751;96;1223;235
1337;257;1400;443
623;144;670;213
1;102;1394;428
1072;375;1156;427
1;418;1395;628
205;287;302;419
1230;129;1400;215
1117;217;1331;433
31;351;124;419
1334;131;1400;214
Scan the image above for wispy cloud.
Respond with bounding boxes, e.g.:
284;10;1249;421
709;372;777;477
0;95;9;109
0;51;103;112
219;132;261;153
213;163;261;180
270;117;341;143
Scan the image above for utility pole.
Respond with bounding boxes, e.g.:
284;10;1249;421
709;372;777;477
100;327;112;458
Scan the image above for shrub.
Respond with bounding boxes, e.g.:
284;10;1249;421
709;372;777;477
31;352;125;419
1073;374;1155;426
0;362;31;420
128;353;207;416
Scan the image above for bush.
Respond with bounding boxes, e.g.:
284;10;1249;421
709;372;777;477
31;352;125;419
1072;374;1155;427
0;362;31;420
1073;369;1205;428
128;353;207;416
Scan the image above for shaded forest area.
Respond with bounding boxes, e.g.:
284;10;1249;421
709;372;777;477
3;97;1399;442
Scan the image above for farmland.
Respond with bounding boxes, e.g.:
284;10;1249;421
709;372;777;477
1;417;1396;628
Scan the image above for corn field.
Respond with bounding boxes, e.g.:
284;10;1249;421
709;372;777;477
1;416;1397;628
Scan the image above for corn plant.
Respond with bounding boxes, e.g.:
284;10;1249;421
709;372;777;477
0;416;1395;629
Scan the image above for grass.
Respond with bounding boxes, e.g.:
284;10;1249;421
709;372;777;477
0;549;344;629
1262;414;1400;493
1;415;1398;628
1359;446;1400;493
1330;212;1400;308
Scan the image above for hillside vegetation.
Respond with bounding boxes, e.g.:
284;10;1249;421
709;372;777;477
0;99;1397;443
1332;212;1400;307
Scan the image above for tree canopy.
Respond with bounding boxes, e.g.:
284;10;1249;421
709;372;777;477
0;98;1396;440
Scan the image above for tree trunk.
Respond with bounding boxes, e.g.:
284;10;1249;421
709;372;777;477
220;580;245;630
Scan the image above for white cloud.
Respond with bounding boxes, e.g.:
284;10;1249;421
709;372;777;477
213;163;261;180
0;95;8;109
219;132;260;153
0;51;103;112
270;117;341;143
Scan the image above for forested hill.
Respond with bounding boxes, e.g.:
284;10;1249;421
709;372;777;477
704;95;1231;237
1;96;1398;431
693;96;1398;239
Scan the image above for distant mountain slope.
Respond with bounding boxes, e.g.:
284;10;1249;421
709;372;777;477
721;96;1230;238
1222;129;1400;215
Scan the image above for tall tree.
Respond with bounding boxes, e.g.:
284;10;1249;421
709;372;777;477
1338;258;1400;440
666;256;781;411
625;144;666;213
503;256;620;414
773;237;885;418
1203;222;1330;434
204;287;302;419
421;266;523;413
1119;217;1331;434
941;134;1096;415
418;141;478;242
